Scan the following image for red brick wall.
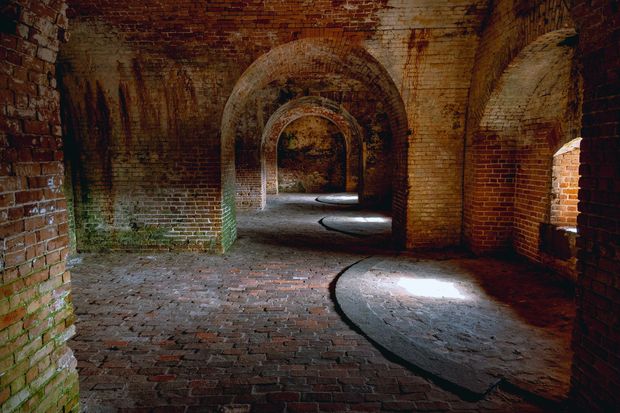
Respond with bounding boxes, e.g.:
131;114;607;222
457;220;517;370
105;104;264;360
551;141;580;227
399;28;482;248
0;0;79;411
569;2;620;411
58;22;231;252
57;1;494;251
512;52;581;263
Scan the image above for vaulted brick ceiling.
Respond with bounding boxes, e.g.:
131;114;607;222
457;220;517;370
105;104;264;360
66;0;489;61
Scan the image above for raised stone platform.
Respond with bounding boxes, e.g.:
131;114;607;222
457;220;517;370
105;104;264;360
320;215;392;238
335;256;574;402
315;193;359;206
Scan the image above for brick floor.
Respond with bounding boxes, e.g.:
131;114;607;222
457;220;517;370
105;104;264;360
69;194;552;412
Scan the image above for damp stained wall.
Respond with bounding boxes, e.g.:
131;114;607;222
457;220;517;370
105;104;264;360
58;22;233;252
58;0;489;252
0;0;79;411
277;116;347;193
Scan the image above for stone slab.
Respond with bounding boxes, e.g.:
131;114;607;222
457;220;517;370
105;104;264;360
335;255;574;403
315;193;359;205
335;257;500;399
320;216;392;238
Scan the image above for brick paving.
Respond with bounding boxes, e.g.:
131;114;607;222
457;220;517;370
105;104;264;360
70;194;551;412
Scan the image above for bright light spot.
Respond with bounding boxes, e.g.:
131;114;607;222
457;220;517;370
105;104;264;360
348;217;391;223
559;226;577;234
397;278;466;300
332;194;358;201
554;137;581;157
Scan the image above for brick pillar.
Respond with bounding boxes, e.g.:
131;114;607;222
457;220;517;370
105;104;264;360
570;2;620;411
1;0;79;411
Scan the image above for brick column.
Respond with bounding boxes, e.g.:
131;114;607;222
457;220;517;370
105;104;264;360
1;0;79;411
569;2;620;411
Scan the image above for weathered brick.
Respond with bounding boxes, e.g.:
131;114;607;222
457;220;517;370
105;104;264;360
1;1;618;413
1;1;77;412
0;307;26;331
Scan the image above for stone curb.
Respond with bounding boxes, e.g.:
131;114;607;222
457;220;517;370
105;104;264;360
334;256;502;400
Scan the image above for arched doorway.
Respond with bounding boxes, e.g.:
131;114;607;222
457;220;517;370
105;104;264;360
220;37;409;247
276;116;348;194
259;96;365;198
464;29;582;271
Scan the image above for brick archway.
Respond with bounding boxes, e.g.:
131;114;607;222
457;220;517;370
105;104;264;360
464;29;581;258
261;96;363;196
220;37;409;247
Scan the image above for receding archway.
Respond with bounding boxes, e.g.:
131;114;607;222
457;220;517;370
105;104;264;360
275;116;347;193
220;37;409;247
260;96;364;197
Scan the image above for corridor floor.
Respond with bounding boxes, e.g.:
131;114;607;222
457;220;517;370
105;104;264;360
69;194;572;412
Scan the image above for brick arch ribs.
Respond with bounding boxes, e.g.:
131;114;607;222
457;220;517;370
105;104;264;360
220;37;409;247
261;97;364;196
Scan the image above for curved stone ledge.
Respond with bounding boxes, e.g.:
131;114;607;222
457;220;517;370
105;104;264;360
319;216;392;238
335;257;500;399
334;256;573;402
315;193;359;206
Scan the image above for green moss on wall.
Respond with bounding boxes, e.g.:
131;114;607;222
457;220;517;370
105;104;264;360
78;226;175;251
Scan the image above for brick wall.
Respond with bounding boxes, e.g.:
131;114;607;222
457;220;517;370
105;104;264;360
399;30;481;248
551;140;581;227
512;47;581;263
569;2;620;411
364;1;488;248
541;137;580;281
0;0;79;411
54;1;498;252
277;116;346;193
58;22;232;253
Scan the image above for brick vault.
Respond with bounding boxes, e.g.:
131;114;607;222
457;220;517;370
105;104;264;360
1;1;619;412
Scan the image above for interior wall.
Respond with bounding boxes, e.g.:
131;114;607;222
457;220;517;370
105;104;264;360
277;116;346;193
0;0;79;411
58;22;230;252
569;2;620;411
365;2;488;248
513;51;581;263
52;1;498;252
